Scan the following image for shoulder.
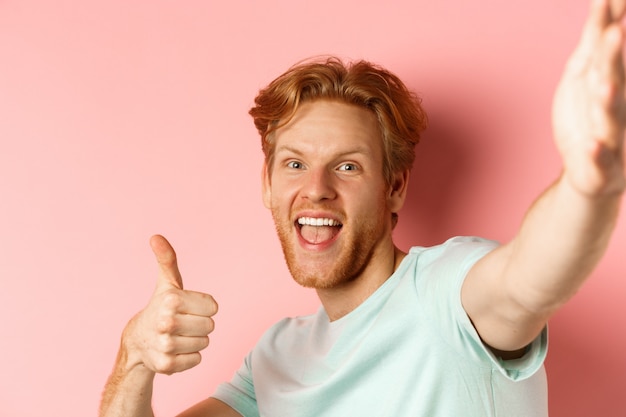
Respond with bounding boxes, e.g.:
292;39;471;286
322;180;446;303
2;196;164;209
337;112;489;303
408;236;499;254
405;236;499;272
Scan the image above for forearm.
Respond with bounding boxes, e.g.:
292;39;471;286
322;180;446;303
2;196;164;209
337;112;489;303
504;173;622;315
100;328;157;417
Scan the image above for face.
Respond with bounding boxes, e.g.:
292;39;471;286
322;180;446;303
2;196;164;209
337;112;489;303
262;100;408;289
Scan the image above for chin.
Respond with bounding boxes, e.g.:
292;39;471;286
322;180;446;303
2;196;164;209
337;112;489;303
285;250;365;290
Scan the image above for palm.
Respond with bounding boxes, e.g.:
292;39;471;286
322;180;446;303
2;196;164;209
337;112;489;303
552;0;626;197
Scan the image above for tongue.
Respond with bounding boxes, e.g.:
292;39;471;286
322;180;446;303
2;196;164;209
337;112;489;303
300;225;339;244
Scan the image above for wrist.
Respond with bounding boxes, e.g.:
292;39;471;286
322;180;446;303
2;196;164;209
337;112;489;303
119;315;155;378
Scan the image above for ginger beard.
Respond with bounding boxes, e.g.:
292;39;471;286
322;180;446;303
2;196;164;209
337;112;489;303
270;194;391;290
262;101;400;291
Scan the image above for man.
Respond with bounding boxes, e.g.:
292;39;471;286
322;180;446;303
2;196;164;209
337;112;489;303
100;0;626;415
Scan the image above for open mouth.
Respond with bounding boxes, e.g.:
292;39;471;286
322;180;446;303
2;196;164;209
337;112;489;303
296;216;343;245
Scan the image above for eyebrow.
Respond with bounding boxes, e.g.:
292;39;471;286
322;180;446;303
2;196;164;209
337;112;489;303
274;144;373;158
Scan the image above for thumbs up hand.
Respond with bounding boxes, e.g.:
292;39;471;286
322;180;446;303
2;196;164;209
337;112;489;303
122;235;218;376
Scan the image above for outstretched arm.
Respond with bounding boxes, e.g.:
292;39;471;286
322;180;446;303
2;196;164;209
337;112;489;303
463;0;626;353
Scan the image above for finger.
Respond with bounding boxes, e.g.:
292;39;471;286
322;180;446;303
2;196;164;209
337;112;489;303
159;289;218;317
595;0;613;27
153;351;203;375
609;0;626;20
585;0;612;46
176;315;215;337
150;234;184;290
157;334;210;355
567;0;611;74
173;352;203;372
591;23;625;114
602;23;625;87
179;290;219;317
157;313;215;337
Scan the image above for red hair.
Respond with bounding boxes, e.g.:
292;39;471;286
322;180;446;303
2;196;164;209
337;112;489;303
249;56;428;185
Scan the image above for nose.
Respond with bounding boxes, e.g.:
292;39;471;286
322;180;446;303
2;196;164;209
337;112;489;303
302;168;337;202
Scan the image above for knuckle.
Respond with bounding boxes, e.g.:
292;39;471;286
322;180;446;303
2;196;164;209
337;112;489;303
157;334;176;353
162;290;183;310
156;315;177;334
153;354;177;374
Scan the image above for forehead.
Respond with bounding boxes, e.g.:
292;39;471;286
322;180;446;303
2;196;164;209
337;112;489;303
273;100;382;157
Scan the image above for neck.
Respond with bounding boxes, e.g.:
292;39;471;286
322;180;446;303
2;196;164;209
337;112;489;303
317;245;406;321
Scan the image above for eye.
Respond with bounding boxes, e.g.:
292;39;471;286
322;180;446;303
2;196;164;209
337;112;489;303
287;160;304;170
337;163;358;172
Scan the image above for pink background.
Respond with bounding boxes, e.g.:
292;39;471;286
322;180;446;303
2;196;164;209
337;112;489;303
1;1;624;416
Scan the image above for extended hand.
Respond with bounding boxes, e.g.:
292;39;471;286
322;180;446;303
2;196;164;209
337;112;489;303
123;235;218;375
553;0;626;197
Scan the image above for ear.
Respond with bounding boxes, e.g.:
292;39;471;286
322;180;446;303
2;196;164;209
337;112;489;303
387;169;410;213
261;161;272;209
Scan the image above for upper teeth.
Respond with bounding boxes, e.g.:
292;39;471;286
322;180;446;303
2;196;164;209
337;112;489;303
298;217;340;226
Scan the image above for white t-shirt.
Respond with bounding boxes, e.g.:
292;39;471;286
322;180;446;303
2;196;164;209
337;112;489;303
213;237;548;417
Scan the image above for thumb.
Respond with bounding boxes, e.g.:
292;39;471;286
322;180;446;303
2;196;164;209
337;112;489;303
150;234;184;291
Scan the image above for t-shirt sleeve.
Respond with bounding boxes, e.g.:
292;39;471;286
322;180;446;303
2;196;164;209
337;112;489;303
416;236;548;381
211;352;260;417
